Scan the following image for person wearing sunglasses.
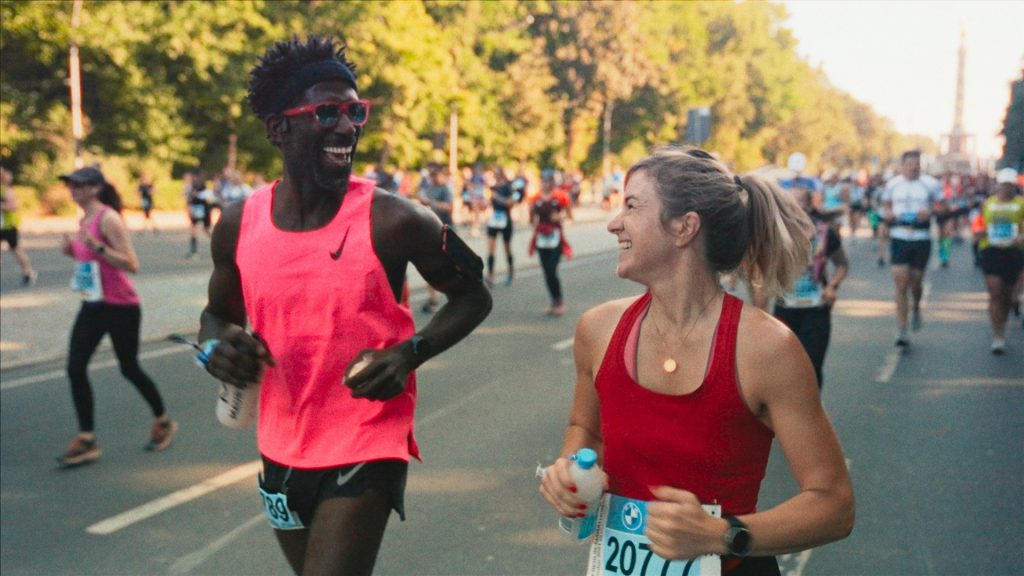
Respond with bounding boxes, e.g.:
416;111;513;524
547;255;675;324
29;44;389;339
197;36;492;576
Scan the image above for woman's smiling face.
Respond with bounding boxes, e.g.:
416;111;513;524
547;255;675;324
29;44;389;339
607;170;675;282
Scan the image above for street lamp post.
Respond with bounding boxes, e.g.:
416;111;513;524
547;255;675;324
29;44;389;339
69;0;84;168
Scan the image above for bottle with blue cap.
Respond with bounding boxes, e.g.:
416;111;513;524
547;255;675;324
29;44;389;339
558;447;604;542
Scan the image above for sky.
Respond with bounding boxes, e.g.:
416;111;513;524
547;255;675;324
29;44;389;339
782;0;1024;161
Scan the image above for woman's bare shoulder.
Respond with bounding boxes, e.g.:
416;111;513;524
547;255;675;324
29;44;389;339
577;296;641;343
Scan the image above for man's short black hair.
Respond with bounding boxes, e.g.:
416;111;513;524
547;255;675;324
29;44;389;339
247;35;359;121
901;150;922;163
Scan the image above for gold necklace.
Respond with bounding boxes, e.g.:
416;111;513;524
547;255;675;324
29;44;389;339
647;291;721;374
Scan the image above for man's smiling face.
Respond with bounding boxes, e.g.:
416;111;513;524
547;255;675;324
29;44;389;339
280;80;362;191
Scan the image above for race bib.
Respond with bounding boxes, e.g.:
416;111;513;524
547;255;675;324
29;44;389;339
70;261;103;302
897;212;918;226
988;222;1018;247
258;484;305;530
536;229;561;249
587;494;721;576
488;210;509;229
781;273;823;308
190;204;207;219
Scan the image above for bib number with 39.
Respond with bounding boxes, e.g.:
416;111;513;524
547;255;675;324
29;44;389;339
258;485;305;530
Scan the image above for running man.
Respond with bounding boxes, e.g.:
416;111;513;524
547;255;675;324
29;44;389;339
882;150;945;348
976;168;1023;354
1;167;38;286
197;36;491;575
485;166;522;286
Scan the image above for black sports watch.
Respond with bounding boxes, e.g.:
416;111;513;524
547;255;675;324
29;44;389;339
408;335;432;361
723;514;753;557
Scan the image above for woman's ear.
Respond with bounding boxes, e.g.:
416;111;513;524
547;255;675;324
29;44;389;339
670;211;702;248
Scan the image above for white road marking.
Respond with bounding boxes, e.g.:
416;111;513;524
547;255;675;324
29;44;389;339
875;280;931;384
89;379;503;540
785;550;813;576
875;352;901;383
167;513;265;575
85;460;263;535
1;345;189;391
551;337;574;351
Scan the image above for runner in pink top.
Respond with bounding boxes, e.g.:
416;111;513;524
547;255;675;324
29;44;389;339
198;36;491;576
57;167;177;468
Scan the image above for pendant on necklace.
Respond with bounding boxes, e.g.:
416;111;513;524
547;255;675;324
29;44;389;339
663;358;678;373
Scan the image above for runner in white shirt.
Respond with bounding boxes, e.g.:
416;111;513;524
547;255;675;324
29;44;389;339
881;150;945;348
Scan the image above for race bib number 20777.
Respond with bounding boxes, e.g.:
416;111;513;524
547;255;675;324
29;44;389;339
587;494;721;576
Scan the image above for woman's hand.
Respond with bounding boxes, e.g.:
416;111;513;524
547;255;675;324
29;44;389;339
645;486;727;560
539;456;600;519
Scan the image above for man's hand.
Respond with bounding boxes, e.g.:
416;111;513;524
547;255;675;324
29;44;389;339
344;342;414;401
206;326;274;388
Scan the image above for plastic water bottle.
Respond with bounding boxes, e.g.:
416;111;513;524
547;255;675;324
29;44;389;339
216;382;258;429
558;448;604;542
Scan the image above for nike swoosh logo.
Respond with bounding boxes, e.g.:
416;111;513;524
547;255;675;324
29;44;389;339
329;228;350;260
337;462;366;486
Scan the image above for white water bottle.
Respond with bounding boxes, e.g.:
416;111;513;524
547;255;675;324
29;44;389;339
558;448;604;542
216;382;259;429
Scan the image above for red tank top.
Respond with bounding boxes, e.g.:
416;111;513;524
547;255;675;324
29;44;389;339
596;292;773;515
236;177;419;468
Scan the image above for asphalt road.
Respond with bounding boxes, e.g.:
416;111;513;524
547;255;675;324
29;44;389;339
1;226;1022;575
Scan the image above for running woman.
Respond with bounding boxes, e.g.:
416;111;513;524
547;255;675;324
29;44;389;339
198;36;491;576
772;184;849;388
539;147;853;575
529;170;573;316
57;167;177;467
882;150;945;348
976;168;1024;354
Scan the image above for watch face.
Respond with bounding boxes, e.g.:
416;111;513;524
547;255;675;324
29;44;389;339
728;527;752;556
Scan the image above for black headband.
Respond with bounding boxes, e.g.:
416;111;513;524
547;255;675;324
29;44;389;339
272;60;357;114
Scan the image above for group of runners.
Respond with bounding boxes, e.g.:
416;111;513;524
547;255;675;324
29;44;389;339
8;31;1022;576
766;149;1022;388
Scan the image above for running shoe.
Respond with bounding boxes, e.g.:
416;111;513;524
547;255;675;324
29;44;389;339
911;308;922;331
504;274;514;287
58;436;101;467
991;338;1006;356
895;331;910;348
549;303;566;317
145;419;178;452
22;271;38;286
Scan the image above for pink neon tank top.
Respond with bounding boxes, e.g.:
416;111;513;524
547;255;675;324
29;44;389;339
70;206;139;306
236;177;419;468
595;292;773;515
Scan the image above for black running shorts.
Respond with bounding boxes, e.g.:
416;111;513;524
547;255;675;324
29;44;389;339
980;247;1024;285
258;456;408;528
890;238;932;270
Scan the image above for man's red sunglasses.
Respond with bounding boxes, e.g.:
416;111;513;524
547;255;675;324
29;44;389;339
281;99;371;128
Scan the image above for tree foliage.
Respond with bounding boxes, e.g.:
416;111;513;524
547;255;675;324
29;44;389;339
2;0;921;211
999;70;1024;171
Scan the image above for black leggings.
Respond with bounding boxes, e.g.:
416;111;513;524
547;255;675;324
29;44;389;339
773;305;831;389
538;247;562;303
67;303;165;432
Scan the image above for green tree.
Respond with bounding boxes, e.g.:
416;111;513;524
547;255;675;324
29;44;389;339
999;70;1024;171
